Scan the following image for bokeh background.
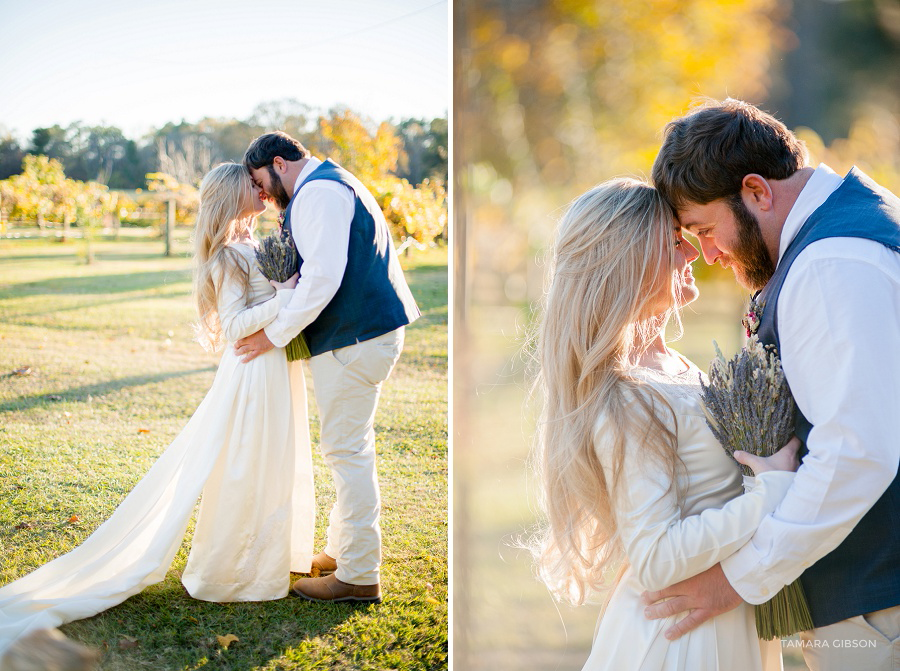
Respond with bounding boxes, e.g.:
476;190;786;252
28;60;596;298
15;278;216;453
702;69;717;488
452;1;900;669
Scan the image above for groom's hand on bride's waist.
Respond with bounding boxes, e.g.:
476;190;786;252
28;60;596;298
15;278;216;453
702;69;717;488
235;329;275;363
640;564;742;639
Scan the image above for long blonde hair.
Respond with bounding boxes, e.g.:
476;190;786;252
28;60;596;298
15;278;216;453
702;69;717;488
192;162;255;351
531;177;685;605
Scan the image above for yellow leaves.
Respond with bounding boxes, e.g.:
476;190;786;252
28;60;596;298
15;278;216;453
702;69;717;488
0;155;115;227
144;172;182;193
319;110;402;184
499;37;530;72
373;177;447;243
216;634;238;649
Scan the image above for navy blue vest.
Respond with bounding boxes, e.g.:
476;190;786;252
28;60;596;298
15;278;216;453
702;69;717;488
754;168;900;627
282;159;420;357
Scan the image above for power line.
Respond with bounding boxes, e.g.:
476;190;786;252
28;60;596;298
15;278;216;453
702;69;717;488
269;0;447;56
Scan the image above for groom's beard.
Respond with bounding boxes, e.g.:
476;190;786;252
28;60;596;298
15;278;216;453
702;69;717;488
267;165;292;211
728;195;776;292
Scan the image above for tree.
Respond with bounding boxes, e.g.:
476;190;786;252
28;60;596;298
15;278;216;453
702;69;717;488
396;117;449;185
29;125;72;163
248;99;314;141
315;109;402;184
461;0;785;187
0;134;24;180
310;110;446;244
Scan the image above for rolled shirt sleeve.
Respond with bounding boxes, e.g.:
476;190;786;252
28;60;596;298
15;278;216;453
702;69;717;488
721;239;900;603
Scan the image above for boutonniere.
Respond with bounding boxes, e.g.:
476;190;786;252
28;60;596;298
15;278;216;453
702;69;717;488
742;297;765;338
277;210;286;230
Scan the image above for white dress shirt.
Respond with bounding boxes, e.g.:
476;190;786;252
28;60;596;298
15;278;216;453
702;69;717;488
721;164;900;603
263;157;355;348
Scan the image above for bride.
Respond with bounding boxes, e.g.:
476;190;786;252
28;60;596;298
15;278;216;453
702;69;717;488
0;162;314;653
531;178;800;670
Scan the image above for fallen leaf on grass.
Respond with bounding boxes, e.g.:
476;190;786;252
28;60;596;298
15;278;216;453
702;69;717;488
14;522;33;530
68;515;81;524
137;428;151;434
48;395;62;401
12;367;31;376
216;634;238;649
424;596;440;605
118;635;139;650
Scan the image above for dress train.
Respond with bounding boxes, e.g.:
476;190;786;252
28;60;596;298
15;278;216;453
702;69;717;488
0;345;314;655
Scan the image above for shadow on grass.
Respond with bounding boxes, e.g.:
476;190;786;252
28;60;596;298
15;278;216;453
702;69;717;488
0;245;190;264
0;270;193;299
3;290;192;322
61;579;363;670
0;367;217;414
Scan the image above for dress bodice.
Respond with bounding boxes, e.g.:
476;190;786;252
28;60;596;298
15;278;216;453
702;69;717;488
584;355;793;670
215;241;291;346
228;241;278;306
631;365;744;519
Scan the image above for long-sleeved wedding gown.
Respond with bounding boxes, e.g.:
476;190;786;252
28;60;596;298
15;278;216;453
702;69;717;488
581;361;792;671
0;241;314;655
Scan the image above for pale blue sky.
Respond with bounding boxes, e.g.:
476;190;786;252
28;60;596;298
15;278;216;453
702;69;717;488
0;0;449;141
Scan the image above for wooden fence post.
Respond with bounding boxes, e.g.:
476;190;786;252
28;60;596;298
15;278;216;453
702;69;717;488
165;198;175;257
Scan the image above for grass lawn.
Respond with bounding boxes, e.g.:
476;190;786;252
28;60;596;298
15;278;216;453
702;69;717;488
0;234;448;670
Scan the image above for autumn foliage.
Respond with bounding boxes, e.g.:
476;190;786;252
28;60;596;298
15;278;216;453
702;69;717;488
0;109;447;248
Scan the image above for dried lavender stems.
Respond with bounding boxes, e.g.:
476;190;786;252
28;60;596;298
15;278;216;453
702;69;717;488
256;229;298;282
699;335;813;640
699;337;796;477
254;229;311;361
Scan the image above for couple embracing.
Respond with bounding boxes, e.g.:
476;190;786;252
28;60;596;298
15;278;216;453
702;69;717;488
533;99;900;670
0;131;419;652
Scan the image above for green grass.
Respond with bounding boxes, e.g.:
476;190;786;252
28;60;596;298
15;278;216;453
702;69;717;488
0;236;448;670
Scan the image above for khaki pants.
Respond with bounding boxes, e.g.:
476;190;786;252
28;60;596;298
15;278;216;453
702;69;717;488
307;327;404;585
799;605;900;671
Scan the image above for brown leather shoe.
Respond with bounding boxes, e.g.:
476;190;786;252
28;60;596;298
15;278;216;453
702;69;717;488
310;552;337;577
291;574;381;604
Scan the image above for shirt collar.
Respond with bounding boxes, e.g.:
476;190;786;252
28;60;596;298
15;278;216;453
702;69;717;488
778;163;843;261
292;156;322;195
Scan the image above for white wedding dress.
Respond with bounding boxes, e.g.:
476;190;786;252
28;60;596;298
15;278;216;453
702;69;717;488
581;360;792;671
0;241;315;654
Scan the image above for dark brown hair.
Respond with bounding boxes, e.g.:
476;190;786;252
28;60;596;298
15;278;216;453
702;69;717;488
243;131;310;170
651;98;807;208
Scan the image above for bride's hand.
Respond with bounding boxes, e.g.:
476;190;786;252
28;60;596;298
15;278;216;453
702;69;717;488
270;273;299;290
734;436;801;475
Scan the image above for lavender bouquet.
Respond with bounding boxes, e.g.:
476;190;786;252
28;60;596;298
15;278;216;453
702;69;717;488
255;228;311;361
699;335;813;640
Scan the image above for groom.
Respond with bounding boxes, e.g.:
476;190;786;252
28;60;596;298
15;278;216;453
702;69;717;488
646;99;900;669
235;131;419;603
